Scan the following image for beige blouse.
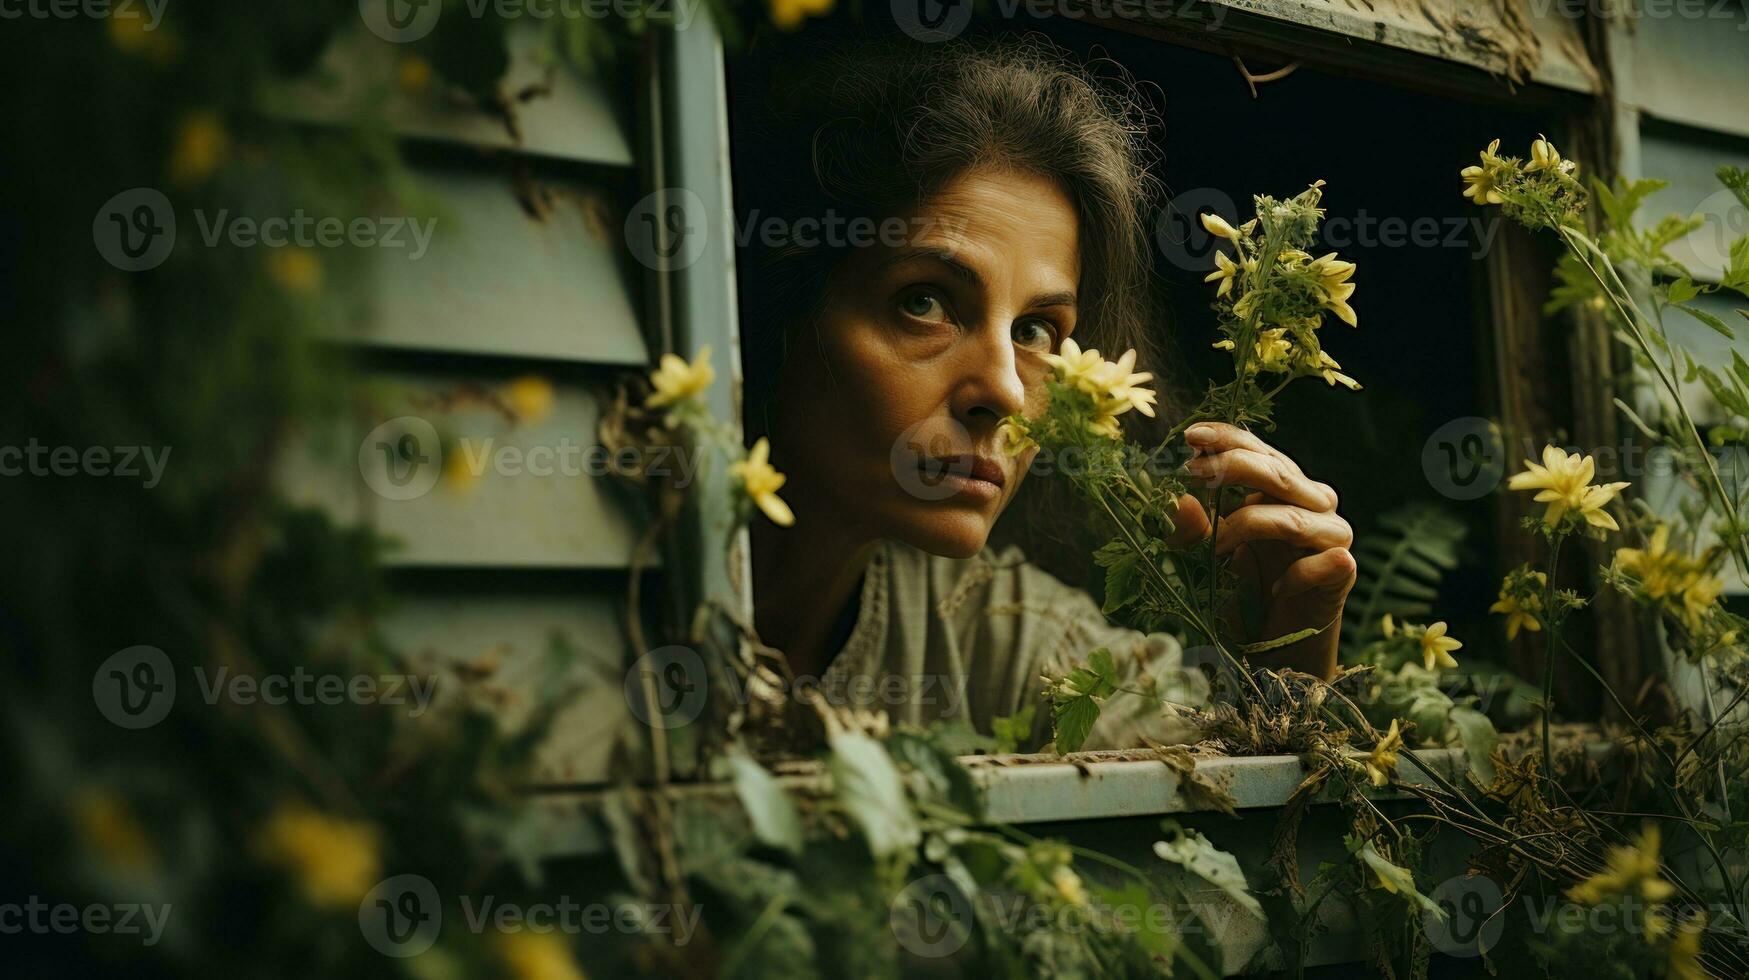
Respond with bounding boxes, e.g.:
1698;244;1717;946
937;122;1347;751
814;538;1206;751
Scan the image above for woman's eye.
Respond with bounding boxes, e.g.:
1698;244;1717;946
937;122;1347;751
897;289;949;324
1013;318;1057;352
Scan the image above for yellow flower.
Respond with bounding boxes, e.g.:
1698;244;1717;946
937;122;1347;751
253;805;380;909
1308;252;1358;327
1213;329;1294;375
1567;825;1676;908
504;375;555;425
1526;136;1571;175
1461;139;1507;205
169;110;229;187
730;437;795;527
1489;571;1545;640
73;789;156;872
998;418;1036;458
1506;445;1629;530
1667;916;1706;980
768;0;833;30
1204;250;1241;298
1380;614;1396;638
109;13;179;63
1314;350;1361;391
1679;571;1726;634
1051;865;1089;907
646;345;715;410
1086;411;1124;440
1418;621;1461;671
397;54;433;95
1200;212;1242;241
1044;337;1109;394
267;248;323;294
1365;718;1403;787
1092;348;1157;418
496;931;588;980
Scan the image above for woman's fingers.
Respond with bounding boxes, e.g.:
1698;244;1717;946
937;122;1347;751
1167;492;1211;548
1184;447;1337;513
1212;503;1352;556
1273;546;1358;599
1184;422;1290;463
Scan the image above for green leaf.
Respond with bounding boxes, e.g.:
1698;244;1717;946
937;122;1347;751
1102;550;1144;615
1449;707;1499;786
828;732;921;859
1052;696;1102;754
729;749;804;855
886;730;983;819
1351;838;1444;918
1154;821;1265;920
1675;302;1736;340
1665;276;1701;304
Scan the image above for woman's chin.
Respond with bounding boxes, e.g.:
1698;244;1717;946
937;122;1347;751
891;508;994;559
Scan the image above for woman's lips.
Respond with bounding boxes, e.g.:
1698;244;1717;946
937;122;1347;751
924;454;1005;502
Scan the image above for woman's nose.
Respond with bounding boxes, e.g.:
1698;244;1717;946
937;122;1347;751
948;323;1027;425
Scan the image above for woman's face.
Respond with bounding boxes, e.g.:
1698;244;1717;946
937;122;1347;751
771;166;1077;557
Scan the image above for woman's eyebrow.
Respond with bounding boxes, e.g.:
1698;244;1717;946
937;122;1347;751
881;247;980;287
881;248;1078;308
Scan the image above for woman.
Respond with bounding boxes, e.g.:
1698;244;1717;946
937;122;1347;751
730;35;1355;749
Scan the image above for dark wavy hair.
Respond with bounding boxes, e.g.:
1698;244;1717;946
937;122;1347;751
729;30;1180;582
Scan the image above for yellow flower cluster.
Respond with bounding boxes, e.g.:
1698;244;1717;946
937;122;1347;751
1200;211;1361;390
646;345;716;411
1507;445;1630;531
1365;718;1403;787
1613;524;1727;633
1566;825;1675;926
1040;338;1157;440
252;804;381;909
729;437;795;528
1489;570;1546;640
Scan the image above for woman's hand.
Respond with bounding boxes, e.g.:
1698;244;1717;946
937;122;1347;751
1169;422;1355;679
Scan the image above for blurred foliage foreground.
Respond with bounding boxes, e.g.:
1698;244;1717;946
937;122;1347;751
7;4;1749;980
